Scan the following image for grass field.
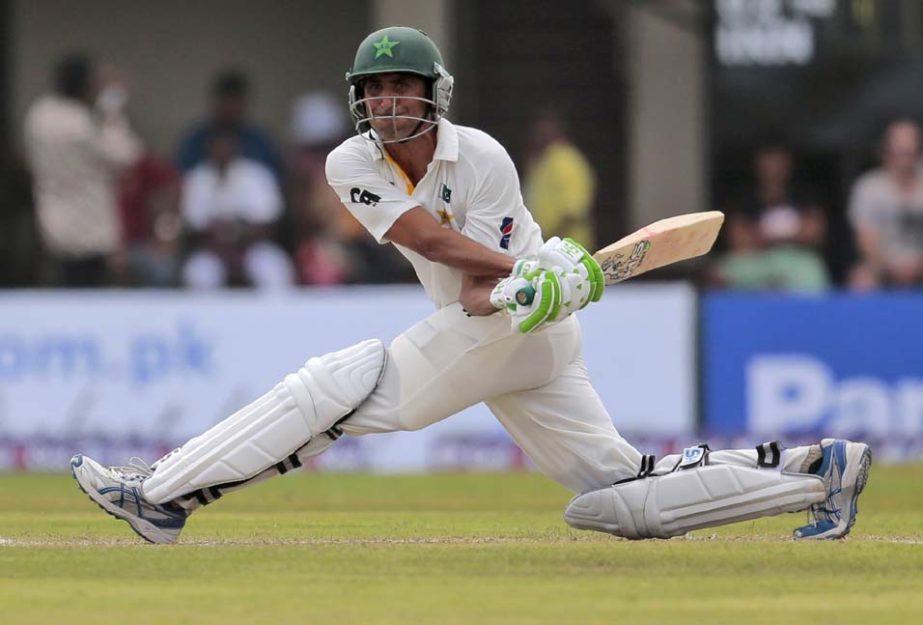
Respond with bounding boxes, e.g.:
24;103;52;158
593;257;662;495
1;466;921;625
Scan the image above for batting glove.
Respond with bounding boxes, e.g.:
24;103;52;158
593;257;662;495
490;268;562;334
537;237;604;303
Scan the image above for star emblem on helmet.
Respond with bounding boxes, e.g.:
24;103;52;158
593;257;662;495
373;35;400;58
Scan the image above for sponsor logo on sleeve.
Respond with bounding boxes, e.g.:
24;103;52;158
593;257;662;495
350;188;381;206
499;217;514;249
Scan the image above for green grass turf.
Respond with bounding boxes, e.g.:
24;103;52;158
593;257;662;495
1;466;921;625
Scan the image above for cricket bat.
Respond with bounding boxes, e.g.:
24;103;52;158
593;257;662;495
593;210;725;285
513;211;725;308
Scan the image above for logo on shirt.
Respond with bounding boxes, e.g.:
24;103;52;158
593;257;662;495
441;183;452;203
499;217;514;249
350;188;381;206
436;208;454;227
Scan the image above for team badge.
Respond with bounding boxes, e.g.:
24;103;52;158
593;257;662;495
373;35;400;59
499;217;514;249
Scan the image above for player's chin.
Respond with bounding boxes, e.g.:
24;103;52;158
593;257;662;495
372;125;415;142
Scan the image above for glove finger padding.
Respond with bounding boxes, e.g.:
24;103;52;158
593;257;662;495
555;270;593;318
511;258;538;278
537;237;604;303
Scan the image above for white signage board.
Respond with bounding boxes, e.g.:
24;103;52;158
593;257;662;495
0;285;695;470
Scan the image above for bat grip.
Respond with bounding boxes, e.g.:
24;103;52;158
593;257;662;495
515;285;535;306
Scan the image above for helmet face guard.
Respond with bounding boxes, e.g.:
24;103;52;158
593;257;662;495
348;94;438;144
346;27;454;144
347;63;453;143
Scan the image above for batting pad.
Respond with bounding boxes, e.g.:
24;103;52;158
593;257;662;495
143;339;386;504
563;464;826;539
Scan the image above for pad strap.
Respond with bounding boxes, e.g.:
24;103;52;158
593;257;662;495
756;440;784;468
637;454;656;478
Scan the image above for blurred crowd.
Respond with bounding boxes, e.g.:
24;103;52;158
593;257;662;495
1;53;413;290
710;119;923;292
0;53;921;291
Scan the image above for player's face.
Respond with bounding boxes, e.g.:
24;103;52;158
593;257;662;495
361;73;429;141
883;121;921;175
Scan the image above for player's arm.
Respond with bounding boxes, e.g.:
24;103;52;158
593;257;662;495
389;211;567;329
459;274;502;316
854;225;885;269
388;210;571;332
847;179;886;275
384;206;516;279
326;146;514;279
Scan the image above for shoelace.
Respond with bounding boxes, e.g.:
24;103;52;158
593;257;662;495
807;501;843;526
805;460;845;528
110;457;153;483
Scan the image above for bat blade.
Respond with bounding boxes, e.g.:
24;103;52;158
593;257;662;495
593;211;725;286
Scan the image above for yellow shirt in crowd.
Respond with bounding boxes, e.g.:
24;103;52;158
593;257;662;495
524;141;596;249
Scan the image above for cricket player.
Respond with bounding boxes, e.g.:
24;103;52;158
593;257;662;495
71;27;871;544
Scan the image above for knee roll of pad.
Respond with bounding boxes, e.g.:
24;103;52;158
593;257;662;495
143;339;386;504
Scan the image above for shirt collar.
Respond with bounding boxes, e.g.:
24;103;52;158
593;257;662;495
365;118;458;163
432;118;458;162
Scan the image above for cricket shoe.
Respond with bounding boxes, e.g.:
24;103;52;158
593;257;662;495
793;439;871;540
70;454;188;544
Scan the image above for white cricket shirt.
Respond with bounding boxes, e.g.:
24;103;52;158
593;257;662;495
326;118;543;307
24;95;142;256
182;157;283;231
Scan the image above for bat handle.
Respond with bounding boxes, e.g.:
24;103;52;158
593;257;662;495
515;285;535;306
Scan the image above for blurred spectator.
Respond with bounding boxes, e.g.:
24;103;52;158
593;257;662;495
847;118;923;289
713;144;830;291
23;53;142;287
175;69;282;180
522;109;596;248
0;146;37;286
117;153;182;287
180;127;293;289
288;92;412;284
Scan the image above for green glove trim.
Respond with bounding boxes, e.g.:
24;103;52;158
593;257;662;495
518;272;560;333
562;238;604;303
582;256;605;302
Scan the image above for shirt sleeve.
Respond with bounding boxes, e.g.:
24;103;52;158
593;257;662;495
89;115;143;171
239;162;283;224
548;149;594;218
175;126;206;172
180;167;213;231
460;142;534;256
847;175;879;229
325;143;419;243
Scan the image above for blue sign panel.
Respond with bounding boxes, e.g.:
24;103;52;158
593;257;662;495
703;292;923;438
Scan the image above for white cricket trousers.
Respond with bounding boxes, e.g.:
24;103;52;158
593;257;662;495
341;304;786;492
171;302;802;511
340;303;644;491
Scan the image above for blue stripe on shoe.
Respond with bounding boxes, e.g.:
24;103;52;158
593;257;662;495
834;440;847;477
815;443;833;477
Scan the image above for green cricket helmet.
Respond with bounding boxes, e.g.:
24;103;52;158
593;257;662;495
346;26;454;142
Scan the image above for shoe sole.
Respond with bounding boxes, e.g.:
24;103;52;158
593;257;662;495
70;457;177;545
